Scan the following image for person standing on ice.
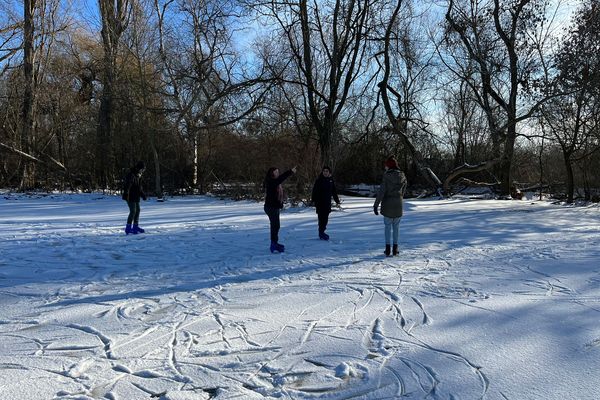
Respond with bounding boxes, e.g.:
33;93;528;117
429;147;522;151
264;165;297;253
311;166;340;240
373;156;407;256
122;161;147;235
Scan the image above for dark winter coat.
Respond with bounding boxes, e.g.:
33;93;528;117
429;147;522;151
374;168;407;218
264;170;294;209
311;174;340;214
122;168;146;203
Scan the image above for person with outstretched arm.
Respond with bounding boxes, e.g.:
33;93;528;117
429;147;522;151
264;165;297;253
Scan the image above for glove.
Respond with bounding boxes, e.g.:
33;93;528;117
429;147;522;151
373;206;379;215
142;195;147;201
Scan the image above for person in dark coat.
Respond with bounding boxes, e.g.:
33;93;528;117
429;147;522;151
264;165;297;253
373;156;407;256
311;166;340;240
122;161;147;235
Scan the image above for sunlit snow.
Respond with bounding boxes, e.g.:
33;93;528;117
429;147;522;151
0;193;599;399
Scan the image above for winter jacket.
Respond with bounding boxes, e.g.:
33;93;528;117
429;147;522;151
122;169;146;202
264;169;294;209
312;174;340;214
374;168;407;218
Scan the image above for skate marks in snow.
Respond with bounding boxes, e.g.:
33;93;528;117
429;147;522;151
0;248;537;394
0;262;489;399
400;241;594;305
192;262;487;399
0;303;218;398
585;337;600;351
387;252;492;305
2;195;600;399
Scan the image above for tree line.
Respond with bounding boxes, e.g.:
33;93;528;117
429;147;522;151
0;0;598;203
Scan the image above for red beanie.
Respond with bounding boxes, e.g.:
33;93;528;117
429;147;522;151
385;157;398;169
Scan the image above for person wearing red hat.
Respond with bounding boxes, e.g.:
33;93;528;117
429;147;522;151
373;156;407;256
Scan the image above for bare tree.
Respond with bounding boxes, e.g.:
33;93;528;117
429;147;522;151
539;0;600;203
124;0;163;196
444;0;558;196
0;1;22;74
20;0;36;189
250;0;374;167
154;0;271;191
6;0;69;189
373;0;442;192
96;0;132;189
440;62;491;167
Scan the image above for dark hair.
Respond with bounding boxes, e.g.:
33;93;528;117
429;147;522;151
135;161;145;171
322;166;331;172
263;167;278;190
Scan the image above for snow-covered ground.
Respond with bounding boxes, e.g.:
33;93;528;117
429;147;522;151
0;193;599;400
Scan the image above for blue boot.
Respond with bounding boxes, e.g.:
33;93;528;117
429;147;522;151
270;242;285;253
133;224;145;234
125;224;134;235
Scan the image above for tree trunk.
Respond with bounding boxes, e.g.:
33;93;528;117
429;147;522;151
443;158;501;195
296;0;369;171
453;129;465;168
96;64;113;189
96;0;130;189
318;126;332;167
192;125;198;189
20;0;36;190
563;152;575;204
537;136;546;201
152;145;161;198
377;1;442;194
133;33;162;197
498;119;517;197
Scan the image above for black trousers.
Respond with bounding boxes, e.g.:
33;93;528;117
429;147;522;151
317;211;330;233
127;201;141;224
264;205;281;243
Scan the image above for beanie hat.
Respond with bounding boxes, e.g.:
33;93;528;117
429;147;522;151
385;156;398;169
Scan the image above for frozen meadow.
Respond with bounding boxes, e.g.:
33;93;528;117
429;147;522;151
0;193;599;400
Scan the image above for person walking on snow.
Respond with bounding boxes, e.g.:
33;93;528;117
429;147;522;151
122;161;147;235
311;166;340;240
264;165;297;253
373;156;407;256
